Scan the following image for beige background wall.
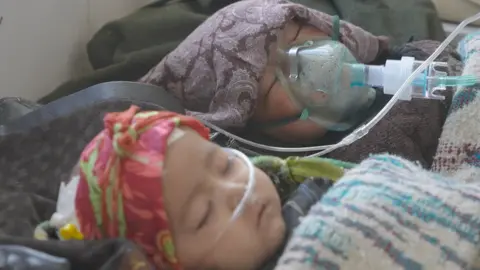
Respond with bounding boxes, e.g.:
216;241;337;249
0;0;153;100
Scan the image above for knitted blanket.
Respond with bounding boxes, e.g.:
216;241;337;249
433;32;480;179
274;34;480;269
275;154;480;270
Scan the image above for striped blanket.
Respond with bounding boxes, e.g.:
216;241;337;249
275;33;480;270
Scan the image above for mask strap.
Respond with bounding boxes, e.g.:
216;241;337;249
300;109;309;120
332;15;340;41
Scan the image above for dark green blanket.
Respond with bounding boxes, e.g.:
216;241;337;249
38;0;445;104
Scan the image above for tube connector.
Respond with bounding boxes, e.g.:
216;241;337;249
362;57;450;101
382;57;415;100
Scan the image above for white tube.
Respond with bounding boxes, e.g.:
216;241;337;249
203;121;337;152
366;65;384;87
213;148;256;242
382;57;414;100
226;148;256;221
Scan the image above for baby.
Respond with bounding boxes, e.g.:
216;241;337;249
138;0;453;170
69;106;346;270
139;0;388;143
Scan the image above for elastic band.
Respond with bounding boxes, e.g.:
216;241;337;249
299;109;309;120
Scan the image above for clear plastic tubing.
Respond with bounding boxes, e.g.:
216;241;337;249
355;61;478;98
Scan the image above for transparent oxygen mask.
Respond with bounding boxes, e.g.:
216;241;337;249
52;148;257;244
275;39;377;131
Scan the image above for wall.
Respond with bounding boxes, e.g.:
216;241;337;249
0;0;153;100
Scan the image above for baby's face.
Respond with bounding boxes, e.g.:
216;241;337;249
163;128;286;270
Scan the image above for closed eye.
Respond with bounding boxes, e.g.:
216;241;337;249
197;200;212;230
223;154;234;175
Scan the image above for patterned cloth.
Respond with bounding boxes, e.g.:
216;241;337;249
139;0;387;128
74;106;209;270
275;154;480;270
433;32;480;179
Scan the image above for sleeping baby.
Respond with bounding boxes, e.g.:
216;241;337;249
139;0;388;143
44;105;345;270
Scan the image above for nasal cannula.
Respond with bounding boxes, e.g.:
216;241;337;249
204;12;480;157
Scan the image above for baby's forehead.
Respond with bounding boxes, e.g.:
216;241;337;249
167;128;187;145
163;126;214;157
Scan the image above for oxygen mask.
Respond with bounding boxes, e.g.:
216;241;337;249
275;39;376;131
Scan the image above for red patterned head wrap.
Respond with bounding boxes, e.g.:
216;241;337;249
75;106;210;269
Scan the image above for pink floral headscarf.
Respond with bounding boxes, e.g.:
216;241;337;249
139;0;388;128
